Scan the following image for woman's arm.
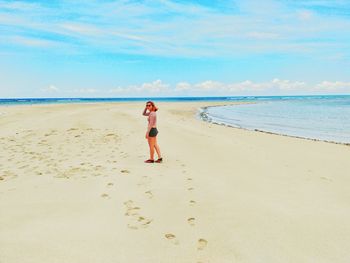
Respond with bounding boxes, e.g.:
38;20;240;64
143;108;150;116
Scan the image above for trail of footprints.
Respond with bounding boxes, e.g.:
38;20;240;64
122;163;208;259
164;172;208;252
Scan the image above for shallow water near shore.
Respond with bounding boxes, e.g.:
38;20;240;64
202;95;350;144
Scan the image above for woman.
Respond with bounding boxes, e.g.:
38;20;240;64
143;101;162;163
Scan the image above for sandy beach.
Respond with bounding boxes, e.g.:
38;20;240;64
1;101;350;263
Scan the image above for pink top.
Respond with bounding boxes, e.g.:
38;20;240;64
143;109;157;129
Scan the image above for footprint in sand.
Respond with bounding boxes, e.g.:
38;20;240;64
67;128;79;132
188;187;194;191
125;207;140;216
127;217;153;230
107;182;114;187
187;217;195;226
101;193;110;198
145;190;153;199
121;169;130;174
137;216;153;227
124;200;152;229
124;200;140;216
124;200;135;208
321;176;332;182
197;239;208;250
165;233;179;245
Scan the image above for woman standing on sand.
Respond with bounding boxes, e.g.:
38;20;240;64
143;101;162;163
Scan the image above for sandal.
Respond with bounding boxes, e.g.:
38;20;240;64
155;158;163;163
144;159;154;163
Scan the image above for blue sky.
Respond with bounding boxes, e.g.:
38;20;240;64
1;0;350;97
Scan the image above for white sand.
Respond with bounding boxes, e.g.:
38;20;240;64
1;101;350;263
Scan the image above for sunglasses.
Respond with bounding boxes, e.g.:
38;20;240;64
146;104;152;107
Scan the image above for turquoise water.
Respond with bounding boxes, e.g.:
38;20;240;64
203;95;350;144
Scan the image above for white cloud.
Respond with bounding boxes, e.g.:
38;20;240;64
137;79;170;93
108;80;171;96
152;79;349;95
175;82;191;91
194;81;224;91
314;81;350;92
38;79;350;97
227;80;270;92
69;88;98;94
271;79;307;91
171;79;347;95
41;85;59;93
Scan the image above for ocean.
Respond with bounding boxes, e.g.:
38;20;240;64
0;97;246;106
200;95;350;144
1;95;349;143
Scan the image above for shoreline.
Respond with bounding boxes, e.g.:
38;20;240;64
1;99;349;147
199;104;350;147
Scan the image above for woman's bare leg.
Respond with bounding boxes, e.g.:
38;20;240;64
148;137;155;160
154;137;162;159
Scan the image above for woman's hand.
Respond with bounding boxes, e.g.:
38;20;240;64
145;132;149;139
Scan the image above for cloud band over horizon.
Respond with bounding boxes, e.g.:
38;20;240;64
36;79;350;98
